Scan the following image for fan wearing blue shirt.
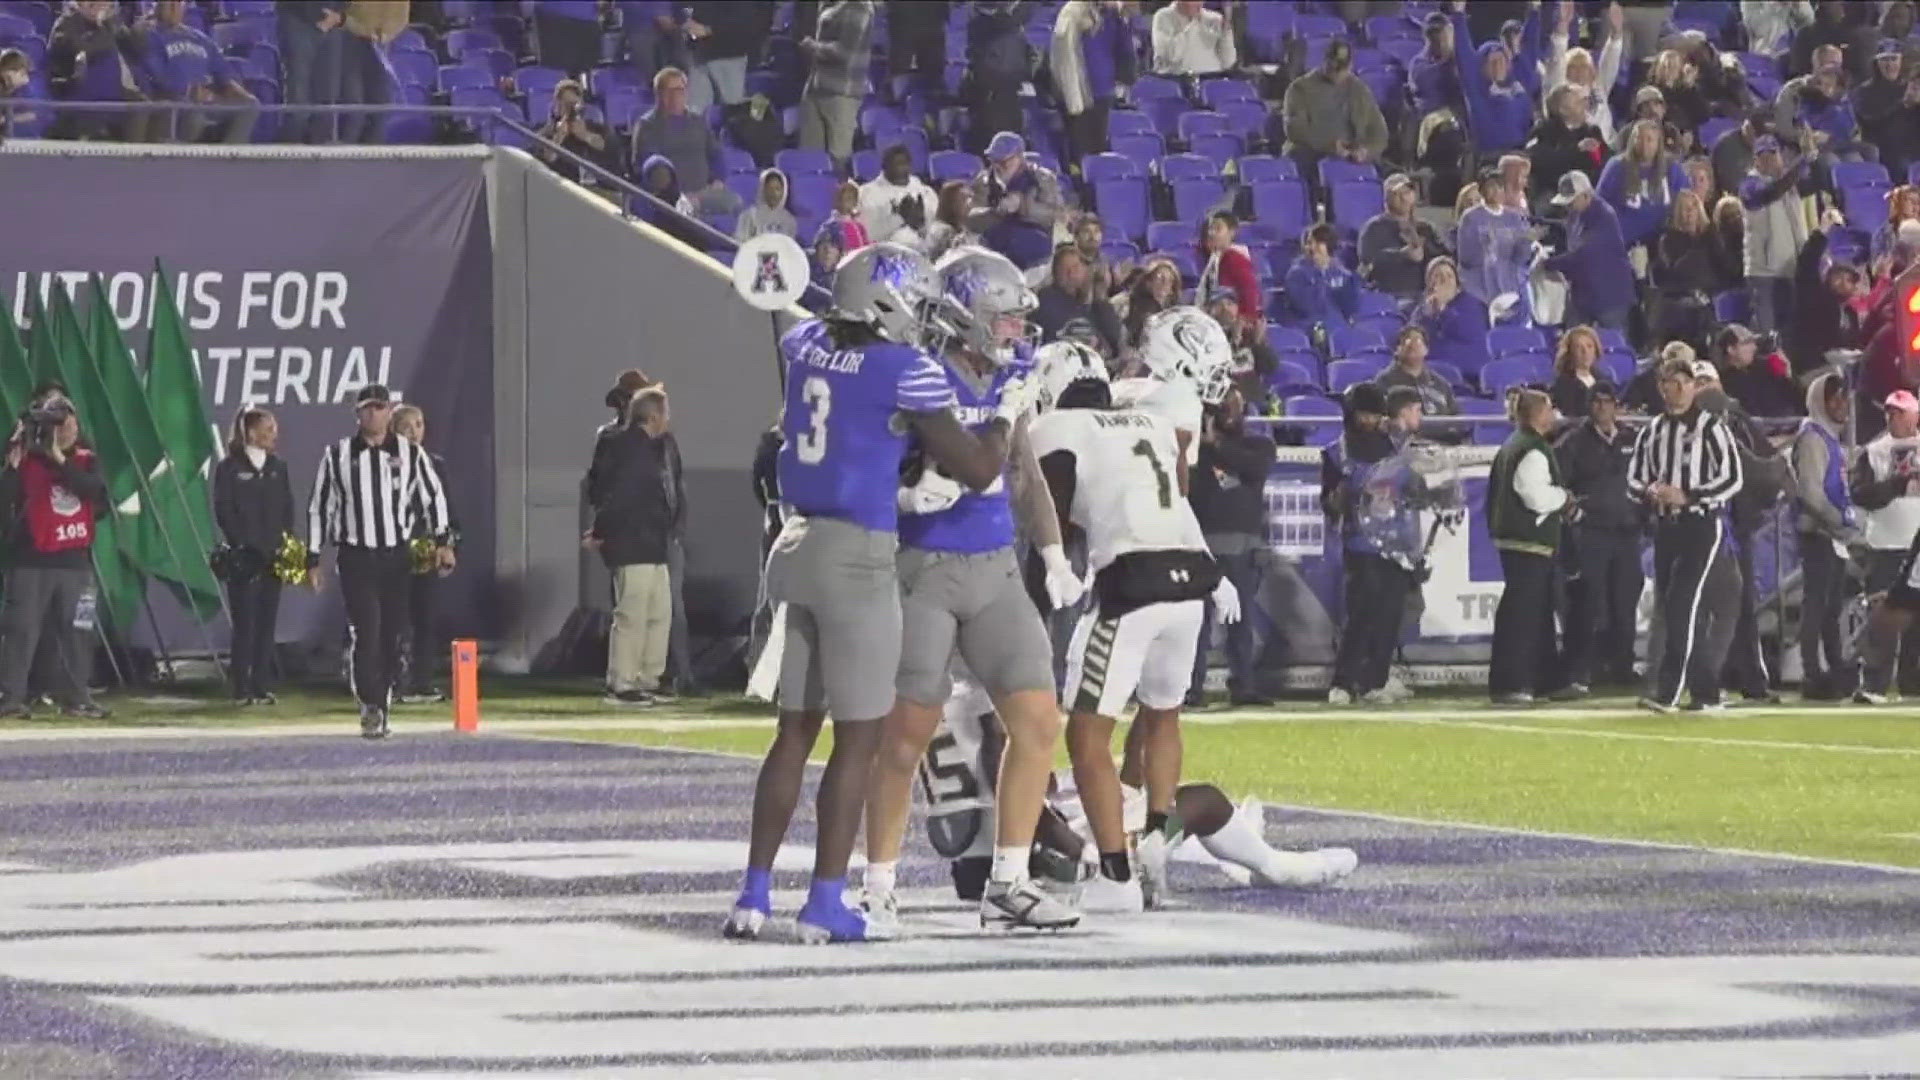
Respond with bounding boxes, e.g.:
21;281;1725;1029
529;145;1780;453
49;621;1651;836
140;0;257;143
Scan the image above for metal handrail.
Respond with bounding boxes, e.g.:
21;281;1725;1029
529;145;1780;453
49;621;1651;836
4;97;835;310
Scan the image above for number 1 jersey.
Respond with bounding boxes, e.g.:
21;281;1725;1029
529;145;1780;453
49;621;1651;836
1027;407;1206;575
777;319;957;534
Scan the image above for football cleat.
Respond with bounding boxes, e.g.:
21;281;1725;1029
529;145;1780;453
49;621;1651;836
1078;872;1145;914
722;904;768;941
1854;689;1891;706
1135;829;1171;909
981;878;1081;930
1637;697;1677;715
859;888;901;937
1327;687;1352;705
795;896;894;944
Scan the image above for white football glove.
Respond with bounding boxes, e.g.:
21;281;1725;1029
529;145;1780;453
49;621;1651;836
1039;543;1086;610
897;469;965;514
995;373;1037;427
1211;575;1242;625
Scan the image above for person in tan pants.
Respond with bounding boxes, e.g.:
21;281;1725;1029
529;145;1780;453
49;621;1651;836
586;388;675;706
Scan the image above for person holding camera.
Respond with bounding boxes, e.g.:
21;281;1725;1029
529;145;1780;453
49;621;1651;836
212;406;295;706
0;399;111;720
536;79;612;184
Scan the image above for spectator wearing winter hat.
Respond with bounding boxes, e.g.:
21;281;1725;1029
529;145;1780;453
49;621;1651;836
857;144;935;247
1611;84;1669;153
969;132;1064;271
1051;0;1137;170
1280;37;1390;177
1451;3;1539;155
809;220;844;289
1415;256;1492;376
1527;83;1607;216
1361;173;1449;300
1599;118;1690;253
734;168;797;242
1857;40;1920;177
1543;170;1637;331
1408;10;1463;122
1456;171;1536;318
1196;211;1263;332
1739;132;1812;335
1284;223;1361;334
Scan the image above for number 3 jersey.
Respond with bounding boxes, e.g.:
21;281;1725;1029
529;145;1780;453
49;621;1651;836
776;319;957;534
898;348;1033;553
1026;406;1207;575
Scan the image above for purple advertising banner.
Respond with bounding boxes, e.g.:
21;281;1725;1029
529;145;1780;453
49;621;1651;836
0;147;495;651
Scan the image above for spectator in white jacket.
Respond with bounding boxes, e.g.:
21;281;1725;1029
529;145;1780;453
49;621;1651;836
856;143;936;246
1151;0;1234;77
1052;0;1137;170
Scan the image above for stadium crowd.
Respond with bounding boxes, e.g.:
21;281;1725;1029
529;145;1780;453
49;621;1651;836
13;0;1920;710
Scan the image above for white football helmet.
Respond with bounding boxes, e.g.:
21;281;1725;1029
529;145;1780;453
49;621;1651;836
1031;340;1109;414
1140;306;1233;405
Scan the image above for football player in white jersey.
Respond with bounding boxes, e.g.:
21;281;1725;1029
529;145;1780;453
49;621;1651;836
1026;339;1242;912
1109;306;1234;489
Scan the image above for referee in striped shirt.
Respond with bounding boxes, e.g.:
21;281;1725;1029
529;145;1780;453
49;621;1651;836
1626;359;1744;714
308;385;453;738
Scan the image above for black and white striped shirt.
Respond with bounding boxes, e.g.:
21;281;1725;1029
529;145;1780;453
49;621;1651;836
307;434;451;551
1626;406;1744;518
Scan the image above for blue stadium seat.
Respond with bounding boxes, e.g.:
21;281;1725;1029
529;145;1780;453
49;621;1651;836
1108;109;1155;138
1834;161;1892;188
860;102;904;139
1274;347;1324;381
1176;110;1230;143
1100;240;1141;267
1366;14;1420;42
1160;153;1218;181
1478;355;1554;397
777;147;836;176
849;149;882;182
1456;395;1507;417
1188;132;1244;171
786;173;839;219
1328;325;1387;359
1379;37;1423;66
1427;360;1467;391
1250;179;1311;238
1200;79;1258;110
1487;325;1548;357
1147;221;1193;252
1094;177;1151;243
1597;352;1635;387
212;18;274;51
389;49;436;89
1171;177;1228;223
0;12;34;41
1130;75;1184;102
514;66;566;107
1293;12;1348;39
1284;394;1343;416
1110;133;1165;176
1267;323;1313;354
1318;157;1377;189
1712;289;1749;327
0;1;52;37
1272;358;1321;394
1329;180;1385;233
1153;248;1201;284
446;27;503;59
1595;327;1629;352
1699;117;1736;150
1357;314;1404;344
929;150;981;183
463;48;516;81
1842;182;1893;232
1238;155;1299;184
1328;357;1389;392
1144;96;1192;139
1354;289;1400;317
725;172;761;208
439;65;493;93
1218;100;1269;138
1083;151;1141;183
604;85;647;129
391;27;429;53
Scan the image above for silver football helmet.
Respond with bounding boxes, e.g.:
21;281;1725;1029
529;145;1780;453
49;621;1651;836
830;242;938;347
930;246;1038;366
1140;305;1234;405
1031;340;1109;414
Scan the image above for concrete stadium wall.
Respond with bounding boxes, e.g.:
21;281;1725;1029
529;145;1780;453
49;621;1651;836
486;150;782;673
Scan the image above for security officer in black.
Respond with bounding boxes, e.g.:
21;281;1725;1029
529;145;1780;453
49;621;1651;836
1554;382;1644;688
1487;389;1580;705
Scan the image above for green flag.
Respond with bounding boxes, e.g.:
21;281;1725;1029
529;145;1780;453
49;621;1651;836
145;264;220;494
0;299;28;422
85;277;222;619
25;294;60;394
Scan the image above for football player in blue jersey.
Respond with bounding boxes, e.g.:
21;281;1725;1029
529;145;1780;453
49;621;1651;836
727;241;1034;945
859;248;1089;934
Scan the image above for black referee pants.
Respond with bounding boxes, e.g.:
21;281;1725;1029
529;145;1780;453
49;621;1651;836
1651;516;1730;708
338;546;412;709
1490;549;1557;698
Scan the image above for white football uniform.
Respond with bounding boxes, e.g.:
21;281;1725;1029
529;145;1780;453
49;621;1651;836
1028;406;1211;718
1110;376;1202;468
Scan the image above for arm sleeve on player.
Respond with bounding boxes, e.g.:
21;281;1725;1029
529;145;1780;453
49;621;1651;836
1010;415;1063;548
896;352;959;413
1038;448;1079;544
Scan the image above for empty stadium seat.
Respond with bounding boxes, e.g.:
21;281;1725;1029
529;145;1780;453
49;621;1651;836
1427;360;1467;390
1109;109;1155;138
1171;178;1228;222
1328;357;1389;392
439;64;493;93
1319;158;1377;189
1176;110;1230;143
1110;133;1165;176
1250;179;1311;239
849;149;881;182
389;49;436;89
1455;395;1508;417
1272;358;1320;393
1146;221;1192;252
1200;79;1258;110
929;150;981;183
1487;325;1548;357
1238;155;1297;184
1130;75;1183;102
787;173;839;221
1478;355;1553;397
1143;96;1191;138
446;27;503;59
1160;153;1218;181
1329;180;1386;232
1597;353;1636;386
1267;324;1313;354
776;147;835;176
1284;394;1343;416
1094;177;1151;243
1328;325;1387;358
1188;133;1243;171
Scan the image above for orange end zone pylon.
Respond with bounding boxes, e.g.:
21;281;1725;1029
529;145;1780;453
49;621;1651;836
452;639;479;732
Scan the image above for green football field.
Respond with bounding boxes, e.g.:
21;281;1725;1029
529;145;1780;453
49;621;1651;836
13;683;1920;869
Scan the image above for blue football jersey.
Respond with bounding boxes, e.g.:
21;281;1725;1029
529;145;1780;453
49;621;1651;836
777;319;956;533
898;349;1033;553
